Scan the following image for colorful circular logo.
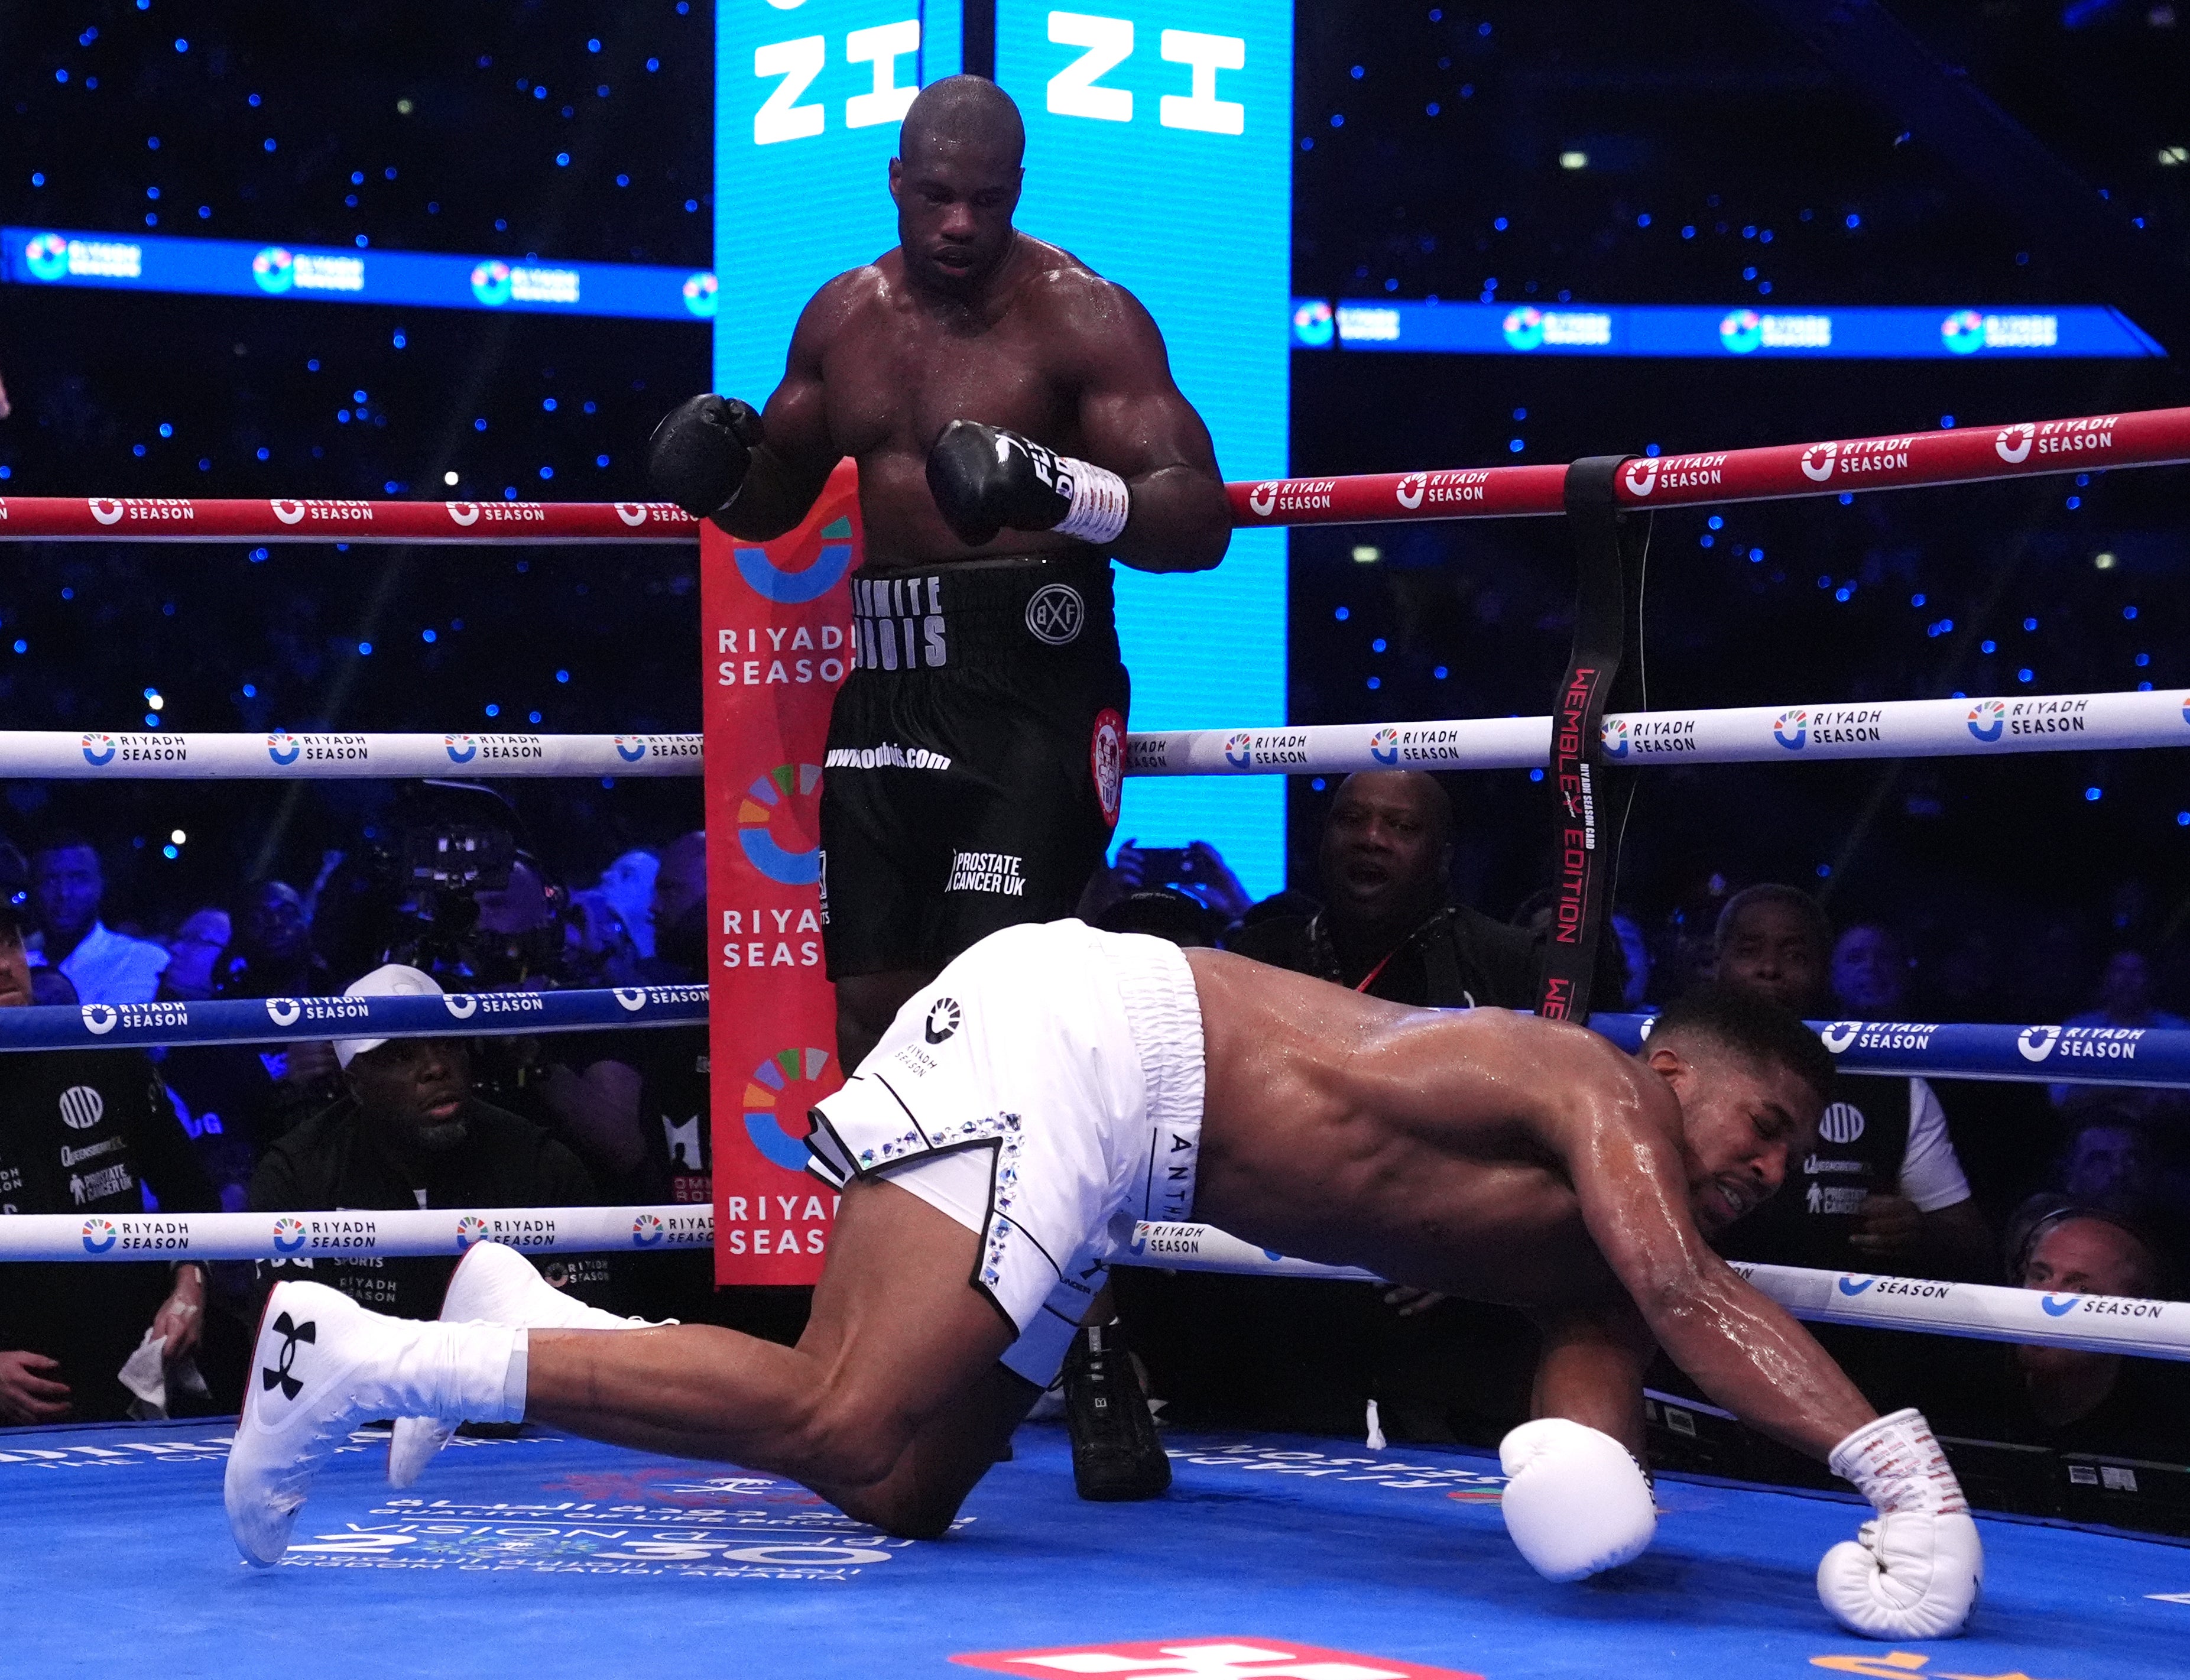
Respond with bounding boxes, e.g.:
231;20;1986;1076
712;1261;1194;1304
1718;310;1763;354
1501;307;1545;351
1369;727;1400;766
1941;310;1986;355
267;732;300;766
1772;709;1809;750
1222;731;1254;769
738;763;823;885
82;1217;117;1253
631;1213;664;1247
251;247;296;294
469;261;513;307
1089;709;1124;829
1966;700;2005;742
744;1046;833;1173
1601;718;1629;758
681;271;719;318
444;733;478;763
273;1217;307;1253
733;515;854;605
80;732;116;767
25;233;70;282
613;735;650;763
1292;299;1334;348
455;1215;489;1250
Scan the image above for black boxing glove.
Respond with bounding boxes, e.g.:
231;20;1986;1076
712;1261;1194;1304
924;419;1131;549
646;393;766;520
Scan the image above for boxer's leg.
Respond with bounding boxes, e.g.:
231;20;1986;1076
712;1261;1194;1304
525;1176;1015;1534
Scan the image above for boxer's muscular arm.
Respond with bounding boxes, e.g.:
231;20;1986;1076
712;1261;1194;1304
1057;278;1230;573
1529;1301;1654;1459
1545;1061;1874;1461
716;280;851;541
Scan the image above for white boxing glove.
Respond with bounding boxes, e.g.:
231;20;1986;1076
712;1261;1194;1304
1818;1408;1984;1639
1498;1417;1657;1581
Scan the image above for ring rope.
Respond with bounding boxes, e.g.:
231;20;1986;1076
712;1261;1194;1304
6;982;706;1053
3;991;2181;1089
8;1202;2183;1364
14;731;704;779
11;682;2179;783
0;407;2179;547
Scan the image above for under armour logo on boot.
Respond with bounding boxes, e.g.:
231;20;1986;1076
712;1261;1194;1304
261;1311;316;1400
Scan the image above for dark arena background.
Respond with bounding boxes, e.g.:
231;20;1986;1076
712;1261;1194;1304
1;5;2188;1678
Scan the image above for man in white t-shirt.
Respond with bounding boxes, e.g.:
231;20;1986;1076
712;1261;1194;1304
27;833;168;1006
1711;892;1993;1279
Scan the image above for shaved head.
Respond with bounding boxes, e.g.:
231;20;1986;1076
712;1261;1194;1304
900;75;1024;166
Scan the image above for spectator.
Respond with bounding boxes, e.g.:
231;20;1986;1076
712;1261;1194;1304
0;880;222;1422
2060;1111;2162;1207
1226;771;1542;1008
1831;922;1916;1017
250;964;608;1321
1945;1206;2190;1460
1710;886;1994;1282
597;849;661;961
1611;910;1654;1011
26;831;168;1005
1081;841;1255;932
2051;949;2189;1111
643;830;708;981
156;907;232;1003
159;880;341;1207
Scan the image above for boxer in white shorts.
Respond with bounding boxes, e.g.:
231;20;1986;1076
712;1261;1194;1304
228;921;1983;1642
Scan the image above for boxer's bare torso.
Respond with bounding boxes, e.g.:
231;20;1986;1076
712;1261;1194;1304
1184;949;1873;1460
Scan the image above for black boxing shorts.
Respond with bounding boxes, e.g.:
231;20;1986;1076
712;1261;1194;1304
818;552;1130;980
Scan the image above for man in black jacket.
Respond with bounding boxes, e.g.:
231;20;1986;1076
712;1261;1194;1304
249;965;605;1321
1228;771;1540;1008
0;905;219;1422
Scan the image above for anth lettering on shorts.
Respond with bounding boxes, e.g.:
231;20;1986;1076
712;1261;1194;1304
853;575;947;672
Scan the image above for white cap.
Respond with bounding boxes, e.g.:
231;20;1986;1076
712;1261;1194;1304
333;962;445;1069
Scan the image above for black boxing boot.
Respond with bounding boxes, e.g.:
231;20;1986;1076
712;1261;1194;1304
1063;1319;1171;1501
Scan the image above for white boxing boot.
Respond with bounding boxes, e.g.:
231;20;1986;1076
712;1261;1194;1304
388;1240;666;1488
225;1281;523;1567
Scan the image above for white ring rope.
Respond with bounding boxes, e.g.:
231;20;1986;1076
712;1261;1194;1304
9;1204;2183;1363
15;683;2181;782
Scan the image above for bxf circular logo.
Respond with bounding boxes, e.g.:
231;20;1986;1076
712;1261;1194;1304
1818;1101;1867;1144
273;1217;307;1254
744;1046;833;1172
82;1218;116;1254
455;1215;489;1250
1026;583;1085;646
1772;709;1809;750
1966;700;2005;742
1089;709;1124;829
739;763;823;885
1369;727;1400;767
1718;310;1763;354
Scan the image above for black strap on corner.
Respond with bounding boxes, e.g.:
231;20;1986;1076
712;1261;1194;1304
961;1;998;78
1534;456;1652;1022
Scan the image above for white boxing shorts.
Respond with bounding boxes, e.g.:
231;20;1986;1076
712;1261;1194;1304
804;919;1205;1387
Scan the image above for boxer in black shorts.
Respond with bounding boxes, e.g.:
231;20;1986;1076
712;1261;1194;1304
647;74;1230;1070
